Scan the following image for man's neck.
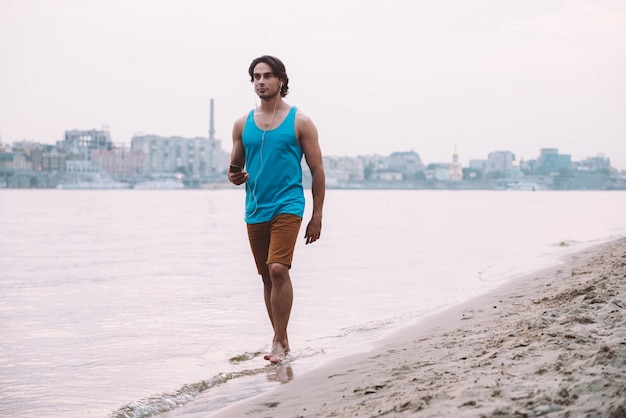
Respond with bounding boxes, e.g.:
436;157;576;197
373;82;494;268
258;96;284;113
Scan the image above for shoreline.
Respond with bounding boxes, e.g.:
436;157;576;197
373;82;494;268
207;237;626;417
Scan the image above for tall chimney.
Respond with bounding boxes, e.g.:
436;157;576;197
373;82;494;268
209;98;215;140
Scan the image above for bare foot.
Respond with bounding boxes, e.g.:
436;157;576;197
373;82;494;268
264;342;289;363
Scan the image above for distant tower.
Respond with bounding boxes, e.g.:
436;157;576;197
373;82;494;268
207;98;219;178
209;98;215;140
450;145;463;181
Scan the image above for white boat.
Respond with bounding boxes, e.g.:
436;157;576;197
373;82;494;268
133;180;185;190
506;179;544;191
57;173;130;189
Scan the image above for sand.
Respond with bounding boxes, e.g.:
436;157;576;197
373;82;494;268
206;237;626;418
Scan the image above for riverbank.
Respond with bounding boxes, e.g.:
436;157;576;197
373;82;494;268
211;238;626;417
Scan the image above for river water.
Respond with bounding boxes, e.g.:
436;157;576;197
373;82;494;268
1;189;625;417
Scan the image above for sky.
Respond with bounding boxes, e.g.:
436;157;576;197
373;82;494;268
1;0;625;170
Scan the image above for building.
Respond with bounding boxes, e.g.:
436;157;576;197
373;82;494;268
91;146;143;178
424;163;451;181
0;152;17;171
1;152;30;171
130;134;222;180
323;156;365;182
66;160;100;174
57;128;114;161
42;149;67;172
469;159;487;172
387;151;424;175
28;146;66;172
449;146;463;181
129;99;227;181
485;151;516;176
536;148;571;174
578;154;611;171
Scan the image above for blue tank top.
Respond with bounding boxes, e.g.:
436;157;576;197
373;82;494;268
242;106;304;224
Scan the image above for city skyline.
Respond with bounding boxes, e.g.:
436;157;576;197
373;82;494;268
1;0;625;170
3;126;619;172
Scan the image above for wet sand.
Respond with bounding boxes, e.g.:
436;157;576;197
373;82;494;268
209;238;626;417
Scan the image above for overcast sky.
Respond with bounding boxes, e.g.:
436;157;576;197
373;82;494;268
1;0;625;169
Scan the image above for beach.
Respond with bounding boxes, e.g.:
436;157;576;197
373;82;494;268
210;237;626;417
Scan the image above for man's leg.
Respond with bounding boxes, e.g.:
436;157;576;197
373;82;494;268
266;262;293;362
261;272;274;330
249;214;301;362
263;214;301;362
247;222;277;351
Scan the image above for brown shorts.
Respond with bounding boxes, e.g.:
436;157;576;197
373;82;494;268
247;213;302;275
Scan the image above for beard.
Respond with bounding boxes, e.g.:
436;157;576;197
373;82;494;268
257;89;280;100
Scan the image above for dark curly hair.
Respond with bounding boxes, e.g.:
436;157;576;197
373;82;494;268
248;55;289;98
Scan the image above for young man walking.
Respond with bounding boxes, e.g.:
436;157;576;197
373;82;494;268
228;55;325;363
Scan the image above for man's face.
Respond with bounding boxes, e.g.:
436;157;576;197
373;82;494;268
252;62;281;99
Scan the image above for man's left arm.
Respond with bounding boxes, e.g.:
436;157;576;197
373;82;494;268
297;112;325;245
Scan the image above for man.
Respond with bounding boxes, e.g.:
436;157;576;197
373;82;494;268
228;55;325;363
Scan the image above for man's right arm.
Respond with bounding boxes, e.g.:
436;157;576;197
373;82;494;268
228;116;248;185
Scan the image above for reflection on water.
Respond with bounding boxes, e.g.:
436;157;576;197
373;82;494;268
266;364;294;384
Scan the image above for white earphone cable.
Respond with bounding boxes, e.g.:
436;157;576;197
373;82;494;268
247;91;280;217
